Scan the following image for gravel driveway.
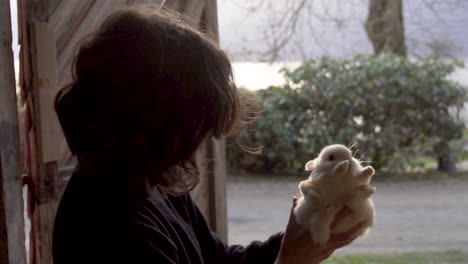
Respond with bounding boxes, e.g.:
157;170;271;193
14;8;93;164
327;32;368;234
227;178;468;255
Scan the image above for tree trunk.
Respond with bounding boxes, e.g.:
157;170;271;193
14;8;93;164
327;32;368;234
365;0;407;57
434;141;458;172
437;154;457;172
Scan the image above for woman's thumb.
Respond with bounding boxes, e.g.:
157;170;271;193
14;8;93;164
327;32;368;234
291;196;299;213
286;196;301;236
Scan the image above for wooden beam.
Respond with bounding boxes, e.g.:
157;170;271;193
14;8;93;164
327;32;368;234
205;138;228;242
0;0;28;263
28;22;60;264
200;0;219;42
182;0;206;28
199;0;228;242
192;143;210;220
0;168;9;264
31;23;62;164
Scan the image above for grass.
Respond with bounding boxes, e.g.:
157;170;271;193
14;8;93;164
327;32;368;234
459;150;468;161
463;128;468;139
323;250;468;264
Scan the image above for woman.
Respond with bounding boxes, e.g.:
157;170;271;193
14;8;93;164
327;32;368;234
52;7;365;264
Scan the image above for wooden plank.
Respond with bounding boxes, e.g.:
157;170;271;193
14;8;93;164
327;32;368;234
182;0;206;28
193;138;228;242
0;0;28;262
199;0;219;42
161;0;183;12
28;22;61;264
183;0;227;242
213;139;228;241
18;0;31;105
198;0;228;242
192;144;210;220
0;171;9;263
27;0;49;23
204;138;228;242
33;174;59;264
32;23;63;164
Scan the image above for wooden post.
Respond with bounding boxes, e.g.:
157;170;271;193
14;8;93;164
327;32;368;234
19;2;61;263
202;0;228;242
205;139;228;242
28;21;61;264
182;0;228;242
0;0;28;263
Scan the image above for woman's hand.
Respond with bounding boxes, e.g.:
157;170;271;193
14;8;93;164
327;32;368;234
275;197;367;264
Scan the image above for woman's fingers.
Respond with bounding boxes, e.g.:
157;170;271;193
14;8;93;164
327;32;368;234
288;196;299;225
326;236;355;250
327;220;368;248
292;196;299;209
284;196;303;240
317;249;335;262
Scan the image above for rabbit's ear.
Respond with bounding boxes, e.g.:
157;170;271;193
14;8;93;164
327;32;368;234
333;160;349;175
305;160;315;171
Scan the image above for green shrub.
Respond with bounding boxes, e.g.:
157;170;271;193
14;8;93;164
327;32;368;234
228;54;467;174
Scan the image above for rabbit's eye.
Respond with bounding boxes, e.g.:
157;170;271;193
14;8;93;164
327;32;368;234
328;155;335;161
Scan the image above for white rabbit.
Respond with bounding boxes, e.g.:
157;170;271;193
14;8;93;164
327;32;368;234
294;144;376;245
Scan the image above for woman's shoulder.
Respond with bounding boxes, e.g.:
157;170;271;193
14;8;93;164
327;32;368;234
54;166;194;262
137;186;197;227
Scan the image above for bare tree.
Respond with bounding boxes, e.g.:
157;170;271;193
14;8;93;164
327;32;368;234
227;0;368;61
365;0;407;56
228;0;468;60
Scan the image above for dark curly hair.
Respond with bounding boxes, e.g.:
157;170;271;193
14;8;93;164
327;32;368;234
55;7;256;195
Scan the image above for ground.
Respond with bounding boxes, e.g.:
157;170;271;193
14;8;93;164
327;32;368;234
22;174;468;261
227;177;468;255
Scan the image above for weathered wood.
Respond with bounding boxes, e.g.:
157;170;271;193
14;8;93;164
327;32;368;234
31;23;63;164
27;21;61;264
205;139;228;242
0;0;28;263
182;0;206;28
199;0;228;242
193;139;228;242
191;138;228;243
200;0;219;42
55;1;96;56
32;189;59;264
192;143;210;219
182;0;227;242
0;169;9;263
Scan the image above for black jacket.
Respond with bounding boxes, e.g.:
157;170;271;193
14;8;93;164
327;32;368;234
53;166;283;264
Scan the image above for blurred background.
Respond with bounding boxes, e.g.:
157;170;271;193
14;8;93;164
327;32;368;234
218;0;468;263
6;0;468;263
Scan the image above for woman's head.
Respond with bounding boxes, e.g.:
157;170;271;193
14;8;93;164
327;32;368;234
55;7;253;194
